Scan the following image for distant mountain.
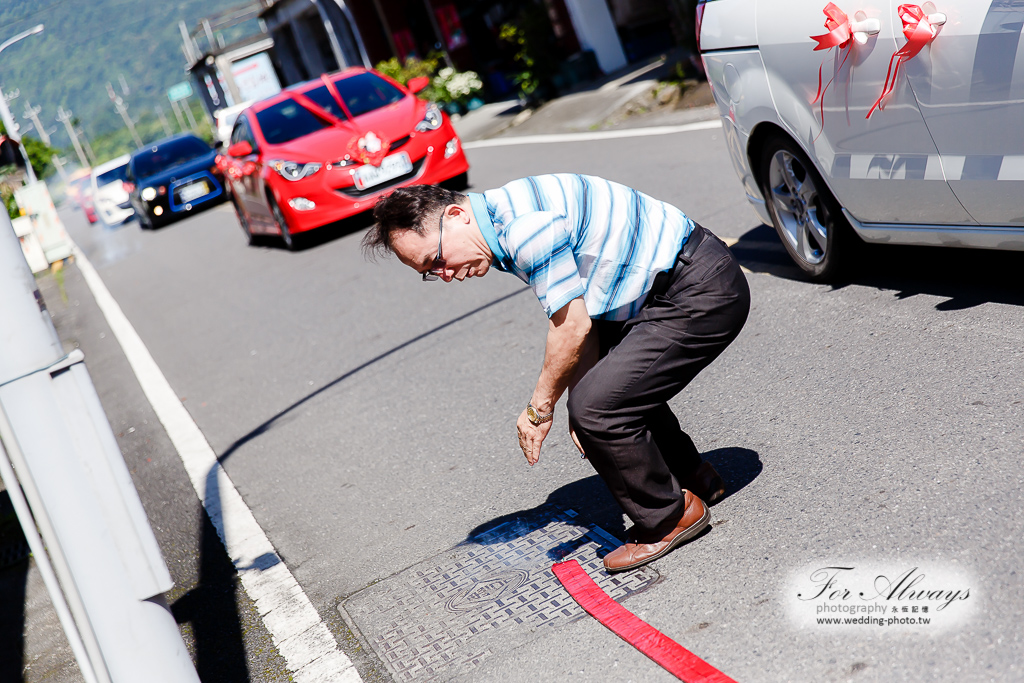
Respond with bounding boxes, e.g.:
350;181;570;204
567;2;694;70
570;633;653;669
0;0;244;165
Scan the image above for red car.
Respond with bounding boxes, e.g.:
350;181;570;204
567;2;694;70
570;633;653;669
67;174;98;224
222;68;469;249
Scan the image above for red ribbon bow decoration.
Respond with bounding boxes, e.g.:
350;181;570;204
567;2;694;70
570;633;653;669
347;131;391;167
811;2;853;51
810;3;854;136
867;4;939;118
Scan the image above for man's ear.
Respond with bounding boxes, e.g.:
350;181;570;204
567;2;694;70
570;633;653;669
450;202;472;225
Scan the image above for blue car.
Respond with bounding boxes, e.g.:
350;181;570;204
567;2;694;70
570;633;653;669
126;133;227;229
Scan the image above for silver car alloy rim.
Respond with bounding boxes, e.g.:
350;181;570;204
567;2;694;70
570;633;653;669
273;201;292;247
768;150;828;266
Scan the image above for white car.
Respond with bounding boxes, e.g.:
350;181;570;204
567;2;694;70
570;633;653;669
213;100;255;147
698;0;1024;279
90;154;134;226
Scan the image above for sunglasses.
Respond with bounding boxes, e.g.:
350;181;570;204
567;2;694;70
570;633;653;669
422;210;447;281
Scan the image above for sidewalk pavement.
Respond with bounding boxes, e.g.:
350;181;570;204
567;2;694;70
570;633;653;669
451;50;720;143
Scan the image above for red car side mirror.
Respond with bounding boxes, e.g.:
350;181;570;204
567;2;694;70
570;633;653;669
407;76;430;94
227;141;253;157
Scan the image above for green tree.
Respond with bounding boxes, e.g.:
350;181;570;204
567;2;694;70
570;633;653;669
0;122;59;179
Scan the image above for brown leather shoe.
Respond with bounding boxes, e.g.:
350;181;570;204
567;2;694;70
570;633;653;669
603;491;710;573
684;461;726;505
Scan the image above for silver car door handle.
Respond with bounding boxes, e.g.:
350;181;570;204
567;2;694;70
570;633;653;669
850;13;881;45
921;2;946;27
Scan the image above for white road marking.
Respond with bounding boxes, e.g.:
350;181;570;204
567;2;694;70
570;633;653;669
72;245;362;683
462;120;723;149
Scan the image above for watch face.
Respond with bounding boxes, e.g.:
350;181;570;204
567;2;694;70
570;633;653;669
527;405;539;422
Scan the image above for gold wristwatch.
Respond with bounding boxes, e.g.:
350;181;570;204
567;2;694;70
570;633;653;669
526;402;554;425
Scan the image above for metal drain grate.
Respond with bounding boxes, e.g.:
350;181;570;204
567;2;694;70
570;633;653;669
342;506;659;682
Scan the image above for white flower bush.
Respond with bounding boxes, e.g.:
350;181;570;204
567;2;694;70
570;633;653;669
433;68;483;103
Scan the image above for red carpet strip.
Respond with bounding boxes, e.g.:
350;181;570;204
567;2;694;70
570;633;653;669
552;560;737;683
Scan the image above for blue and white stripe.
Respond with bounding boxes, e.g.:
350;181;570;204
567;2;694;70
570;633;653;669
470;174;695;320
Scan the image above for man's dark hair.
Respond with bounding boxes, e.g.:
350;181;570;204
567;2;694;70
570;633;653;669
362;185;467;259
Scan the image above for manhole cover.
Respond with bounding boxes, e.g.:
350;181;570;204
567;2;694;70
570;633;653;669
342;506;659;682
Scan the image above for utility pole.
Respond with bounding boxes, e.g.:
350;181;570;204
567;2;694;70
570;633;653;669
0;88;36;184
178;19;200;66
56;106;88;168
22;100;50;145
0;24;44;182
181;96;198;132
77;127;96;166
51;154;68;183
169;99;187;132
155;105;172;137
106;82;142;148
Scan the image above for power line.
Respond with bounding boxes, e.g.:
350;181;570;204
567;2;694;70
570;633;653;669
0;0;80;31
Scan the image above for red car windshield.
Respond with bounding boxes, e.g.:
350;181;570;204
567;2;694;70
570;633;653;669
332;73;404;117
256;73;406;145
256;100;332;145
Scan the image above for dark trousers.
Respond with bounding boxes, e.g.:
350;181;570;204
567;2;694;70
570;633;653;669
567;225;750;534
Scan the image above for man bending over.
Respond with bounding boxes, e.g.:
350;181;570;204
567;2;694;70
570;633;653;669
362;174;749;572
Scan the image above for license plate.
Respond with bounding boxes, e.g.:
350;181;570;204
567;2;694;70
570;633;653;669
179;181;209;203
354;153;413;191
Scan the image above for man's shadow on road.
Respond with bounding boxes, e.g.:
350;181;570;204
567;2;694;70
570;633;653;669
731;223;1024;310
463;447;762;554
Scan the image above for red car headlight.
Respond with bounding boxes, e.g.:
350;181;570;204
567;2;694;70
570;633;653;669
268;160;322;181
415;103;443;132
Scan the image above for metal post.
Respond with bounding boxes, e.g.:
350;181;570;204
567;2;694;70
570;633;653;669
23;100;50;145
370;0;399;58
179;20;197;64
0;212;201;683
181;96;199;132
0;24;45;183
332;0;373;68
56;106;89;169
213;55;243;106
170;99;187;132
51;154;68;183
77;128;96;166
311;0;348;68
107;83;142;148
0;88;37;183
421;0;454;68
155;105;173;137
202;19;216;52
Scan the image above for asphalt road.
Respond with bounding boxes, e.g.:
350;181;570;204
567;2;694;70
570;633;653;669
55;127;1024;683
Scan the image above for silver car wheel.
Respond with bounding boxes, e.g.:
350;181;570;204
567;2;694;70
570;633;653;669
270;197;294;250
768;150;828;266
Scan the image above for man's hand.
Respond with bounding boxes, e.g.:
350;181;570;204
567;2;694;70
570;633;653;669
516;297;591;466
569;427;585;458
517;408;553;466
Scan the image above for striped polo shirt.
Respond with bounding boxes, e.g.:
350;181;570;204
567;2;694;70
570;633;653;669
468;174;695;321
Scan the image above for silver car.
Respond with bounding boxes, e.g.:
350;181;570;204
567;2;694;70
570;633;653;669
698;0;1024;280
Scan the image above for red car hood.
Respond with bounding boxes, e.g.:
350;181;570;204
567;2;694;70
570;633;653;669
267;97;424;162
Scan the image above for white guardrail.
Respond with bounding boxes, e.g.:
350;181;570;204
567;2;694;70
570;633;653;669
0;208;200;682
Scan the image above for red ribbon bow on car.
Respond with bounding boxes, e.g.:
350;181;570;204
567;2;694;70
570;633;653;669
867;4;939;118
347;131;391;167
810;3;854;136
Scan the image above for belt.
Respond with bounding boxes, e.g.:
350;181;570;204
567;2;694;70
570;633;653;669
642;224;708;305
679;223;706;261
